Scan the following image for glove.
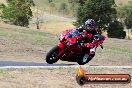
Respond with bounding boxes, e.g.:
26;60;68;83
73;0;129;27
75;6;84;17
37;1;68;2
80;43;85;47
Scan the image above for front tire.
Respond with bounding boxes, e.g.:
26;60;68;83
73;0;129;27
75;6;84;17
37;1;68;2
46;46;60;64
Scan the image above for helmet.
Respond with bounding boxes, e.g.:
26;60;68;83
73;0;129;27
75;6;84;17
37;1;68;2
84;19;96;31
85;19;96;26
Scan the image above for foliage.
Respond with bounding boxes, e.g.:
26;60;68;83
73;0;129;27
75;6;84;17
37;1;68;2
0;0;35;27
76;0;116;29
116;0;132;39
78;0;87;5
117;0;132;29
107;20;126;39
48;0;52;3
68;0;78;16
59;2;68;15
68;0;87;5
124;1;132;29
0;3;5;9
49;2;56;14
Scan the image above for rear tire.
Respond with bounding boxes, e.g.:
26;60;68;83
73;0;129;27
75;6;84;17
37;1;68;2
46;46;60;64
77;55;93;65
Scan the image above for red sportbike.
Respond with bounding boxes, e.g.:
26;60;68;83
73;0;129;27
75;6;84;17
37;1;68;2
46;29;106;65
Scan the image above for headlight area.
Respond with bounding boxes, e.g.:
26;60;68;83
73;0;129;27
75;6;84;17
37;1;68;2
59;34;65;41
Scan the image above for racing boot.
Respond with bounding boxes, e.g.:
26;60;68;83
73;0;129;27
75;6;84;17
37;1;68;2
89;45;96;57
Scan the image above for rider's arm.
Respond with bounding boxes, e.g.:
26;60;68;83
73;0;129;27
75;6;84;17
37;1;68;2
76;25;85;32
87;29;97;36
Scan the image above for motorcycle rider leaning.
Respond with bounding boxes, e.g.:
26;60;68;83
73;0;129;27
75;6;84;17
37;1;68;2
76;19;103;61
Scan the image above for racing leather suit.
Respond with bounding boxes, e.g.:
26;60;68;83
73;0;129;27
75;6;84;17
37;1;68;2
76;25;102;58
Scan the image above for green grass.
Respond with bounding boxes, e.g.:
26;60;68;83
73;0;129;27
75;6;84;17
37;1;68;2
0;27;58;47
33;0;70;15
103;46;132;58
0;69;7;77
33;0;68;9
104;45;132;54
0;27;132;54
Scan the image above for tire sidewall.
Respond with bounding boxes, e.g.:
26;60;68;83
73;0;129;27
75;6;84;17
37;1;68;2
46;46;60;64
77;55;93;65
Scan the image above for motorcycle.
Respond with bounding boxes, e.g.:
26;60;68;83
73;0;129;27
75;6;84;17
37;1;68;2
46;28;106;65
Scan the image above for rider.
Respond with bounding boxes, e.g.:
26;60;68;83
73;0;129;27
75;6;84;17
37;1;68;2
65;19;103;61
76;19;103;60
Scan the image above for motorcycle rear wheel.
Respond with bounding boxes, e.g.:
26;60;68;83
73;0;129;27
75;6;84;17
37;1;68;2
77;55;93;65
46;46;60;64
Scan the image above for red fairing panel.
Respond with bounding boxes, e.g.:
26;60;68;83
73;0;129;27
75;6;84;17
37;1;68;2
66;38;77;45
57;43;65;49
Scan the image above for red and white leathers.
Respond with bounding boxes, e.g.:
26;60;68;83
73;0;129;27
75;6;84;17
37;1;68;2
81;28;105;60
65;26;105;60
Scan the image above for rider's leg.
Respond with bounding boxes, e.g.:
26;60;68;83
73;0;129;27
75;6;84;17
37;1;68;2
82;45;96;59
82;38;97;60
82;47;95;60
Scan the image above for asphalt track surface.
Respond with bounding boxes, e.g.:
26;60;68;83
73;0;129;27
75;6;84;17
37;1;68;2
0;61;76;67
0;61;132;69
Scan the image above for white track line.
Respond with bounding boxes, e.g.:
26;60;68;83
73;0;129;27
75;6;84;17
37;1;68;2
0;66;132;69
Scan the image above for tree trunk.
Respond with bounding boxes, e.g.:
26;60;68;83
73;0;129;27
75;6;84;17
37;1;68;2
128;29;130;39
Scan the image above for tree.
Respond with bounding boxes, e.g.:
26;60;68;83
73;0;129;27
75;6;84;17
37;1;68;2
1;0;35;27
78;0;87;5
68;0;78;16
48;0;53;3
116;0;132;39
76;0;116;29
68;0;86;5
59;2;68;15
107;20;126;39
49;2;56;14
116;4;125;23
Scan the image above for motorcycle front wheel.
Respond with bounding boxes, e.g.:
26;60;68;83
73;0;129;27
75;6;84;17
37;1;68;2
46;46;60;64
